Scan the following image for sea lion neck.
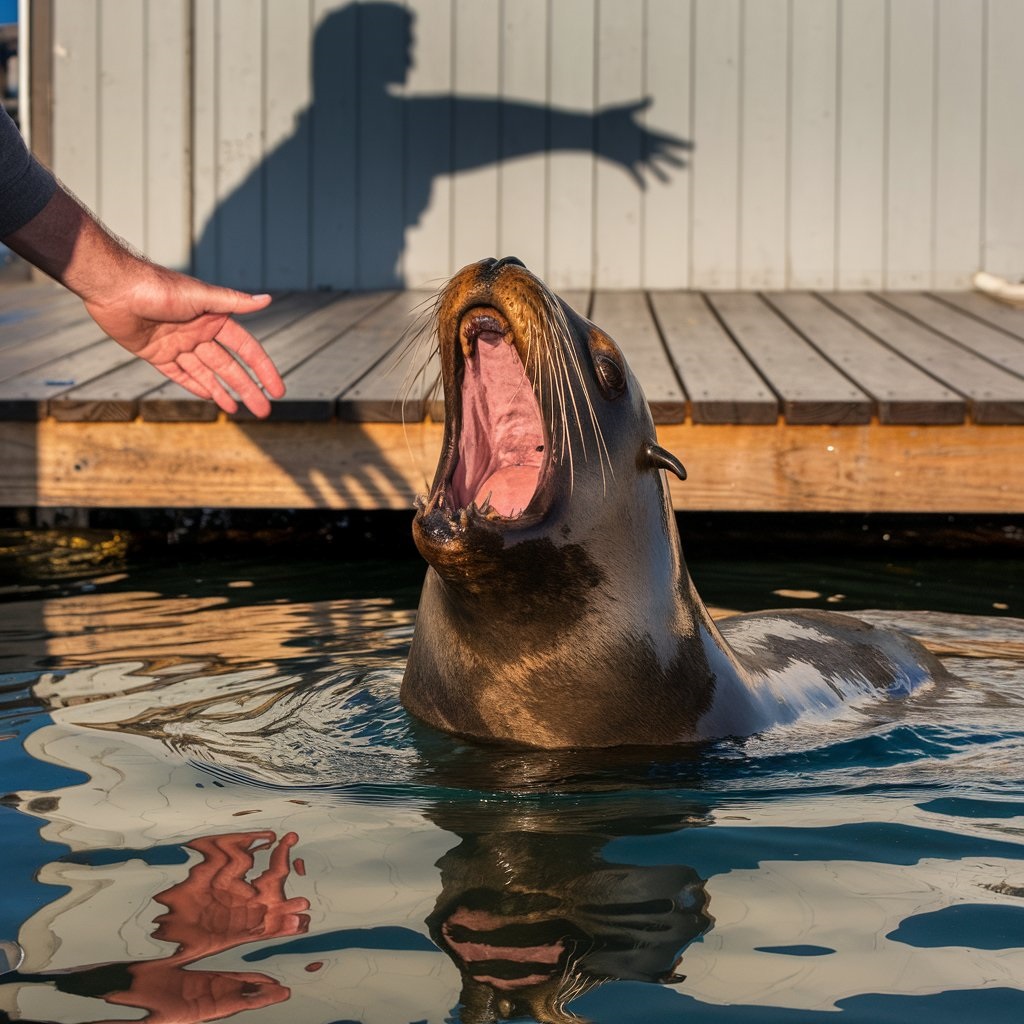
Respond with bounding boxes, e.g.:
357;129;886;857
418;531;607;651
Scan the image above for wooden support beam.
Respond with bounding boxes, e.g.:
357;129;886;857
3;418;1022;513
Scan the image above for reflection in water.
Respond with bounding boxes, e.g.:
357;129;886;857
0;528;129;586
2;798;716;1024
10;832;308;1023
424;802;710;1024
2;566;1024;1022
0;585;415;672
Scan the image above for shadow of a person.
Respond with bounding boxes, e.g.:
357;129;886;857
195;2;691;291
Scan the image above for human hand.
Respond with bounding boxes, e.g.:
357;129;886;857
3;175;286;417
597;97;691;187
84;264;286;418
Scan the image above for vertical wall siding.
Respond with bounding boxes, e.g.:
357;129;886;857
691;0;740;290
985;0;1024;278
49;0;1023;291
788;0;838;289
52;0;190;271
546;0;595;291
643;0;690;290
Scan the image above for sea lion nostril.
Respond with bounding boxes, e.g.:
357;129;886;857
494;256;526;269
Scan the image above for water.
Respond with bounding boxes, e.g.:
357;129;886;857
1;533;1023;1023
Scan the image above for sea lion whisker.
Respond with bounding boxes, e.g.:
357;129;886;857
548;330;577;490
392;297;440;382
528;325;547;443
527;322;559;481
399;286;444;413
549;298;614;491
547;298;597;453
552;955;594;1020
551;302;610;494
397;300;445;487
395;301;442;421
544;337;574;490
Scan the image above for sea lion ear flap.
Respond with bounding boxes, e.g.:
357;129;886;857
644;442;687;481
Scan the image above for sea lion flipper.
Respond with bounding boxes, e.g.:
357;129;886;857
644;442;687;481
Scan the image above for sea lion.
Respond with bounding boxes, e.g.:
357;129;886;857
402;257;950;748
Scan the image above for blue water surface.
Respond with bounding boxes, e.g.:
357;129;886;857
0;547;1022;1023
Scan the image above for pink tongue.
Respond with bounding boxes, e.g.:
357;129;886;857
455;329;545;517
474;465;541;518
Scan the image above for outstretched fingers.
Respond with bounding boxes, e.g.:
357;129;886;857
157;360;215;402
181;338;275;418
214;317;286;399
175;349;243;415
161;280;282;416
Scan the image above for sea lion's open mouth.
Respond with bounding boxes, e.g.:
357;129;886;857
446;305;547;520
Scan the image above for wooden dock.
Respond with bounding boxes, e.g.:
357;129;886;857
2;280;1024;512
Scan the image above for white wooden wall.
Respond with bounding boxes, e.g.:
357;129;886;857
48;0;1024;291
51;0;191;272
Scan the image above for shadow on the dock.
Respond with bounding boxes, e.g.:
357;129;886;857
231;418;438;512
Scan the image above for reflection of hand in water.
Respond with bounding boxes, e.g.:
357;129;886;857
105;962;289;1024
101;831;309;1024
152;831;310;961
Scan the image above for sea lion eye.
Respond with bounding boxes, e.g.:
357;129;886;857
586;327;628;399
594;353;626;399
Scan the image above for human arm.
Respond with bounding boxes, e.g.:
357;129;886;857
1;108;284;416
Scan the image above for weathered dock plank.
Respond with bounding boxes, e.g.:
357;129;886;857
0;281;81;329
3;288;1023;513
878;291;1024;378
823;292;1024;424
706;293;872;424
650;291;777;424
337;292;438;422
765;292;964;424
0;303;94;357
0;338;135;421
933;291;1024;341
0;318;106;384
268;291;420;422
49;358;167;423
237;291;400;422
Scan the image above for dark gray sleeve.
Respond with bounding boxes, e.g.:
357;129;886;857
0;105;58;238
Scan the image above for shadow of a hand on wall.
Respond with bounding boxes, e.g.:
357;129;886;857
194;1;691;290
